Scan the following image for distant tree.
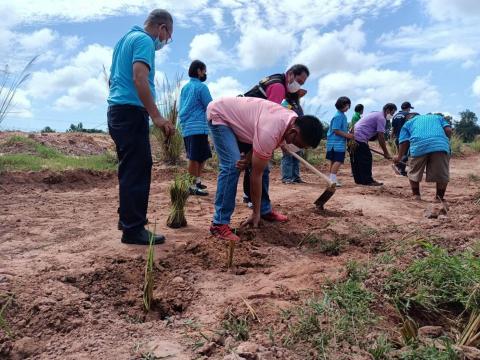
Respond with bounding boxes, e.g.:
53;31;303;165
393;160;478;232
454;109;480;142
40;126;55;133
66;122;105;134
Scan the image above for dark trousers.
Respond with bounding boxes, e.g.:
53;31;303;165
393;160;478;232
108;105;152;231
237;141;271;207
350;141;374;185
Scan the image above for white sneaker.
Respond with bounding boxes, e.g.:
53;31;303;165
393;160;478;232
247;202;253;209
335;181;342;187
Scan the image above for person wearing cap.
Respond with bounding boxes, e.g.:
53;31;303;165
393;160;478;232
395;113;452;201
391;101;414;176
107;9;175;245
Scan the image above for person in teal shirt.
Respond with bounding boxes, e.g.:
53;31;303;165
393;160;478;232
178;60;213;196
396;113;452;200
107;9;174;246
326;96;354;186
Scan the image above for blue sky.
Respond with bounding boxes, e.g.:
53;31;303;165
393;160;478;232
1;0;479;131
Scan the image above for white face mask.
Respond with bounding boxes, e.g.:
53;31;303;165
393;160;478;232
386;113;393;121
287;80;301;93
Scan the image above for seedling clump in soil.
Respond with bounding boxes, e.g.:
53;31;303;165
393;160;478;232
166;174;192;228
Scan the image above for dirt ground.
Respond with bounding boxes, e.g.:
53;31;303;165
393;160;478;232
1;133;479;359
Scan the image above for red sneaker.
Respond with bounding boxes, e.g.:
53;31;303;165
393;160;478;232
261;210;288;222
210;224;240;242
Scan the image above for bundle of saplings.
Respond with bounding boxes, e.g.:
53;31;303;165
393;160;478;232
166;174;192;228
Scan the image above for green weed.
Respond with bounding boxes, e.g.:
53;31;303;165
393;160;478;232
222;310;249;341
385;243;480;315
398;340;458;360
450;134;463;156
368;335;393;360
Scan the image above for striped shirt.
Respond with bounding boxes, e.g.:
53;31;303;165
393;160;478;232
178;78;213;137
399;114;451;157
326;111;348;152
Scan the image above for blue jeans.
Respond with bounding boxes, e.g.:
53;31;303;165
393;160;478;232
209;123;272;225
281;151;302;182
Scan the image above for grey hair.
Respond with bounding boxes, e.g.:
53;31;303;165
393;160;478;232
144;9;173;28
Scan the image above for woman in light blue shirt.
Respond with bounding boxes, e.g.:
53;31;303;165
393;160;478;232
178;60;213;196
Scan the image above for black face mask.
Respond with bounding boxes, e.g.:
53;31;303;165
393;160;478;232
199;74;207;82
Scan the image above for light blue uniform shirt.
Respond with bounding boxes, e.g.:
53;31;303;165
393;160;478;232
326;111;348;152
178;78;213;137
108;25;156;107
399;114;451;157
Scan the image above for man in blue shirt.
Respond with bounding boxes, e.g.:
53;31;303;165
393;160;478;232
391;101;414;176
107;9;174;245
395;113;452;201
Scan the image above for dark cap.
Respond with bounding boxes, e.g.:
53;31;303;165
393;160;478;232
401;101;414;110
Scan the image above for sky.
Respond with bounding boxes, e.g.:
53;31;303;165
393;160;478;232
1;0;480;131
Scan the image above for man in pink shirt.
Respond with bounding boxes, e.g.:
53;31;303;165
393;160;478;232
207;97;323;241
241;64;310;210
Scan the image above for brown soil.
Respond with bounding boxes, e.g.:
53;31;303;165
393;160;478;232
0;132;479;359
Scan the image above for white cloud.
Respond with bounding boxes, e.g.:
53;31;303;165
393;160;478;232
201;8;224;28
189;33;227;64
378;22;480;66
17;28;58;51
9;89;33;118
473;76;480;97
237;27;295;69
26;43;112;109
292;20;380;77
312;68;440;110
208;76;244;99
422;0;480;21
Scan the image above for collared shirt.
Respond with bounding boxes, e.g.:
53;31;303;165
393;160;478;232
178;78;212;137
207;97;296;160
108;25;156;107
354;111;386;143
326;111;348;152
399;114;451;157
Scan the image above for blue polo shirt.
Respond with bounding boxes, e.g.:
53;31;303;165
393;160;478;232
107;26;156;107
326;111;348;152
178;78;213;137
399;114;451;157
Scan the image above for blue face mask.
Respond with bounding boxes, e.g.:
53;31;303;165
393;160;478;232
154;37;166;51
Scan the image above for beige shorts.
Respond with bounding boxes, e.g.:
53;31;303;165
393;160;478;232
408;152;450;183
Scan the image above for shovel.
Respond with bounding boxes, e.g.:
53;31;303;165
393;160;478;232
369;147;408;175
285;148;336;209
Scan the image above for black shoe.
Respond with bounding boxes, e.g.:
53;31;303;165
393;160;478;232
189;187;209;196
367;180;383;186
196;182;207;190
121;229;165;245
293;178;306;183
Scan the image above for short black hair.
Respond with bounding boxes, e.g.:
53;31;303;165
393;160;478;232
295;115;323;148
287;64;310;77
188;60;206;78
145;9;173;29
335;96;351;111
354;104;364;113
383;103;397;113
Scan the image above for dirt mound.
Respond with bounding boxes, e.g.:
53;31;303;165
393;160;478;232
0;131;114;156
0;169;115;191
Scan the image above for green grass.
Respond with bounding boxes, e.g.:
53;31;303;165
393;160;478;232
282;262;375;358
398;340;458;360
468;139;480;152
450;134;463;156
222;309;250;341
0;295;13;337
0;135;117;172
385;243;480;316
